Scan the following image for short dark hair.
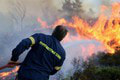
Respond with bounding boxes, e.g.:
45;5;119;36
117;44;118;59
52;25;68;41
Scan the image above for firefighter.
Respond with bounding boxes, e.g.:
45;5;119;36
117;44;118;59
7;25;68;80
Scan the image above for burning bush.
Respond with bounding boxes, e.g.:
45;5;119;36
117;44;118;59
68;51;120;80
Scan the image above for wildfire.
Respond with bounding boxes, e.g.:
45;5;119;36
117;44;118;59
0;2;119;80
0;67;19;80
38;2;120;53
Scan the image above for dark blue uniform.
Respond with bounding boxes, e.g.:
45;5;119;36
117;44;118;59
11;33;66;80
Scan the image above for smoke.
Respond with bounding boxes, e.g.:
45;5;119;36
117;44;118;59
0;0;119;79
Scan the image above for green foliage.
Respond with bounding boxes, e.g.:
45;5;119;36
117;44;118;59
99;51;120;66
66;51;120;80
95;67;120;80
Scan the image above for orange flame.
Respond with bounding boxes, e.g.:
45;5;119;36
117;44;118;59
0;2;119;80
37;2;120;53
0;67;19;79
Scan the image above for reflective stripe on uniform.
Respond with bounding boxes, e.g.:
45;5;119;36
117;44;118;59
29;37;35;46
55;66;61;70
39;41;61;60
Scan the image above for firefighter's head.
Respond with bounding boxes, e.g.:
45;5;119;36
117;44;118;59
52;25;68;41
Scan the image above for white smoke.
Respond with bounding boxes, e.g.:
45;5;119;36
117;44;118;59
0;0;119;79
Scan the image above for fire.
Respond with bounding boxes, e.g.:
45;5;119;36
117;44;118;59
0;67;19;79
38;2;120;53
0;2;119;80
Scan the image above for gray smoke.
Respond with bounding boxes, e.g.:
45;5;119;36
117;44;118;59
0;0;119;79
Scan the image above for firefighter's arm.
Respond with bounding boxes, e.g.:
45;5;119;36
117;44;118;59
10;33;39;62
50;58;65;75
7;61;21;68
50;66;62;75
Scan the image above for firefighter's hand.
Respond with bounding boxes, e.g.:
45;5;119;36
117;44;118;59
7;61;20;68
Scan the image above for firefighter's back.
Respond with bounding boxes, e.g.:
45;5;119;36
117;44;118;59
18;33;65;80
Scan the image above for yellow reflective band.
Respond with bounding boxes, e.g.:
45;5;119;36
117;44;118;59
29;37;35;46
55;66;61;70
39;41;61;60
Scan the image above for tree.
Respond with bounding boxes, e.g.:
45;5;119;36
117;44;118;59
61;0;84;19
9;0;26;31
68;51;120;80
